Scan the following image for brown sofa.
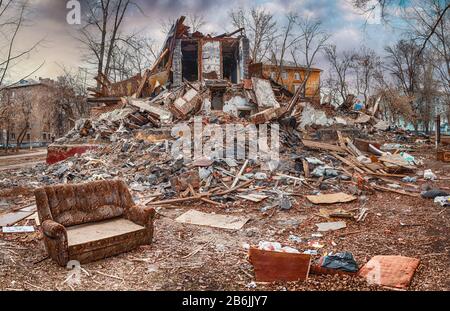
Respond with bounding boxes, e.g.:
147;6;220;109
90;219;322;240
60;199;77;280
34;179;155;266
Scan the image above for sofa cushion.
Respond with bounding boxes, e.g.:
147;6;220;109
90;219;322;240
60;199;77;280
43;180;128;226
67;218;146;255
56;205;123;228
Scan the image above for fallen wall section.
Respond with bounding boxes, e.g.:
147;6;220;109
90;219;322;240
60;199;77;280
47;144;99;165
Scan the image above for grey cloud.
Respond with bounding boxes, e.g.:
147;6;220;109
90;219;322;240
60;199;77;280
6;0;402;81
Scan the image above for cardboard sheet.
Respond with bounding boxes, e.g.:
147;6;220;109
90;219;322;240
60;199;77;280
307;192;357;204
175;210;249;230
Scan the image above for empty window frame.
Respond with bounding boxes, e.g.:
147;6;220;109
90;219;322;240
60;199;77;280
222;40;239;83
181;40;199;82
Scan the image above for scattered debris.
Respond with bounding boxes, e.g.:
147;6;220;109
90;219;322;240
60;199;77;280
423;169;437;180
434;196;450;207
0;204;36;227
257;241;299;253
316;221;347;232
402;176;417;183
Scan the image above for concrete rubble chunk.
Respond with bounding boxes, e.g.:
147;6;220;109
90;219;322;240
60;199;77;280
252;77;280;109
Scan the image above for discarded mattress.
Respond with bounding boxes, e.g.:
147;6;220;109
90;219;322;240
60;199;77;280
358;255;420;289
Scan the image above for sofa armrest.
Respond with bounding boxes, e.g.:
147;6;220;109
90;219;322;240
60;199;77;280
42;219;67;240
41;219;69;266
125;205;155;227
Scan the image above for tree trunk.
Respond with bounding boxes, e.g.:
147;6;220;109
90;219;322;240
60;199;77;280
15;127;27;152
413;122;419;135
5;130;10;154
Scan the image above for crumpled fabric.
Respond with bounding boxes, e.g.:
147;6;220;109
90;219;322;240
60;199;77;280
321;252;359;272
421;189;449;199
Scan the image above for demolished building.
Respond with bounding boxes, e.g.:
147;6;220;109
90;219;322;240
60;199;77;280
2;16;450;291
88;16;251;112
51;16;413;165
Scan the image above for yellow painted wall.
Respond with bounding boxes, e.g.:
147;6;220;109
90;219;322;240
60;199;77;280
261;65;321;102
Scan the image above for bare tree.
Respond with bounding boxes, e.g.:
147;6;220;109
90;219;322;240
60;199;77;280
51;67;89;136
291;17;330;97
384;39;423;131
160;16;177;35
0;0;43;88
322;72;341;106
324;45;354;104
9;90;32;151
376;87;416;125
384;40;422;97
229;7;277;63
77;0;142;89
351;46;381;105
109;34;158;82
406;0;450;120
0;0;43;152
187;13;206;33
0;90;14;153
271;13;302;83
353;0;450;57
417;54;440;133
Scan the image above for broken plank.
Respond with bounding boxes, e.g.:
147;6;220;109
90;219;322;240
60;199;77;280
148;193;209;205
215;179;254;196
231;159;249;188
345;138;363;157
302;159;310;178
302;140;345;153
236;193;269;202
316;221;347;232
372;184;420;197
332;153;365;174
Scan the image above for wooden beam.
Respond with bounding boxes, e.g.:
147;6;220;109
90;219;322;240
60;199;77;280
302;140;345;153
87;97;121;103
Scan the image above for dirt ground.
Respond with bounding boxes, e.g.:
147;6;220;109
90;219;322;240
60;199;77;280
0;145;449;291
0;149;46;171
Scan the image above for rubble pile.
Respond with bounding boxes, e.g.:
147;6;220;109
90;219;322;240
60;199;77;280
2;65;439;207
3;90;432;210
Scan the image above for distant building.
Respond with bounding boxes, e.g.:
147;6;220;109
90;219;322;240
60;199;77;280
0;78;74;148
249;61;321;104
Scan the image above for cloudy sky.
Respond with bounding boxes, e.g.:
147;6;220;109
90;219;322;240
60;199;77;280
7;0;409;83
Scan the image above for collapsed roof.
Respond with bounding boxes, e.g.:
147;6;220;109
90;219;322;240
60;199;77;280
88;16;250;101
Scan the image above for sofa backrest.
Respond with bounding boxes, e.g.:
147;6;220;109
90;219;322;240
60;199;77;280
35;180;133;227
